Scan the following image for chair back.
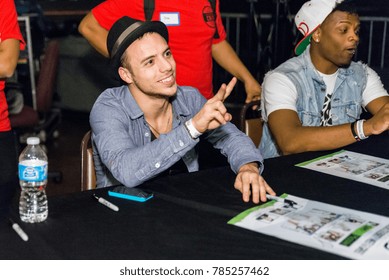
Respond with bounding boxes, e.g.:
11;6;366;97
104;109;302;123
80;130;96;191
9;39;60;129
36;39;60;113
239;100;263;147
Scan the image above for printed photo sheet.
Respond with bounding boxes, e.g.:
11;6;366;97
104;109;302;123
228;194;389;259
296;150;389;190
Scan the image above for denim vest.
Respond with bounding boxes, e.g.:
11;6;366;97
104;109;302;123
260;47;368;158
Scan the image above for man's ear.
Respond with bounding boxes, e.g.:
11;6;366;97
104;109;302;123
312;29;321;43
118;66;133;84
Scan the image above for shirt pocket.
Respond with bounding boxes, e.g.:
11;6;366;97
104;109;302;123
332;102;361;124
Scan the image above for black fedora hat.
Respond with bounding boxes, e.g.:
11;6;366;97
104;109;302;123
107;16;169;69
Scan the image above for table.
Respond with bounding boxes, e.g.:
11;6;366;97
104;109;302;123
1;133;388;260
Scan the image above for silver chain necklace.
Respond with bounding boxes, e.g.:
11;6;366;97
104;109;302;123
146;106;172;137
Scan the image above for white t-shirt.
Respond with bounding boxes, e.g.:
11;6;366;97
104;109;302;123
262;66;388;121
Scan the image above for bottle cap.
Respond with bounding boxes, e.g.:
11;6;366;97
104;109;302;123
26;137;40;145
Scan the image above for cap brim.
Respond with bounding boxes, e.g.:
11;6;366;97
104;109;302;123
294;34;313;56
294;24;322;56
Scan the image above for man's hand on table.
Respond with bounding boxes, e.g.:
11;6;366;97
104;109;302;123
234;162;276;204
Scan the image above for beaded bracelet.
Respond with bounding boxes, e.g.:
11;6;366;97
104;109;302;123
356;119;369;140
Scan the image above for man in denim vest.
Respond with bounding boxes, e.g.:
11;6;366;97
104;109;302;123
260;0;389;159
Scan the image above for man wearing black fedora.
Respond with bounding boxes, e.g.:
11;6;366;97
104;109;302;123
89;16;275;204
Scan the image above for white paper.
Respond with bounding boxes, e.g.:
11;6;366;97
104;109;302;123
296;150;389;190
228;194;389;259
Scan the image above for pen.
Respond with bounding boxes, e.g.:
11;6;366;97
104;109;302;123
266;194;297;207
93;194;119;211
9;218;29;242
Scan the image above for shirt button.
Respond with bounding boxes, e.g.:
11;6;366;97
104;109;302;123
155;162;161;168
145;132;150;137
179;140;184;147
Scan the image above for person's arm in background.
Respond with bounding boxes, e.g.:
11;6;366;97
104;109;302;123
212;0;260;104
0;0;22;78
0;38;20;78
212;40;261;103
78;12;109;57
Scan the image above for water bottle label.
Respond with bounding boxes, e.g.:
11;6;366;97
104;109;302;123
19;161;48;182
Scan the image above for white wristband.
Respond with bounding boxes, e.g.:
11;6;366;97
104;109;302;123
184;119;202;139
356;119;369;140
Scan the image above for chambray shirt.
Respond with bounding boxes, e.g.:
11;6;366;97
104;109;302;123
90;85;263;188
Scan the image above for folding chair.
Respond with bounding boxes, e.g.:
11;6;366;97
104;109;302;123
80;130;96;191
239;100;263;147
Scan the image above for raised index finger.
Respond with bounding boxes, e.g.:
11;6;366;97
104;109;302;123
223;77;237;101
212;77;237;103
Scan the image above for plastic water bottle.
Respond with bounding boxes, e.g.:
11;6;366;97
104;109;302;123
18;137;48;223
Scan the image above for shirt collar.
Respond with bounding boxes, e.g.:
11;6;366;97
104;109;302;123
123;86;192;120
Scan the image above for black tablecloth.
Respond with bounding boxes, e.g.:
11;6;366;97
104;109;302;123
1;133;388;260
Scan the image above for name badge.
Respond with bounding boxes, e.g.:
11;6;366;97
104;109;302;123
160;12;180;26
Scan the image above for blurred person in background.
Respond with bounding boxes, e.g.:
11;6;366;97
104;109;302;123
0;0;26;217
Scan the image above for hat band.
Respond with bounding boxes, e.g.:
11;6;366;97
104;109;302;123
111;21;143;58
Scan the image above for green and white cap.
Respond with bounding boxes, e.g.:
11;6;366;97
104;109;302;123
294;0;344;55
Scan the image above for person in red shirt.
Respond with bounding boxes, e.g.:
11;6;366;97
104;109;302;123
0;0;25;216
78;0;261;102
